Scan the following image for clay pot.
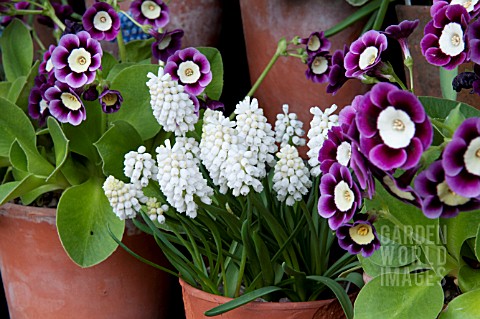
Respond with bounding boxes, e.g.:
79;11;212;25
395;5;480;108
239;0;369;156
0;203;184;319
179;278;353;319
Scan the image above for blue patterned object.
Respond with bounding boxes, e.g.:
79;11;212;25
120;11;151;43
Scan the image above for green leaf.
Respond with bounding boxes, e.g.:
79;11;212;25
99;51;118;79
0;82;12;98
14;61;39;112
59;156;89;186
0;174;46;205
46;117;69;182
443;103;465;134
7;76;27;104
62;100;103;160
419;96;480;119
439;289;480;319
440;67;458;101
125;38;154;63
0;19;33;82
354;272;444;319
106;62;137;81
204;286;282;316
441;210;480;261
109;64;161;140
307;275;354;319
94;120;143;180
475;224;480;261
197;47;224;100
367;234;418;268
20;183;63;206
458;265;480;293
57;177;124;267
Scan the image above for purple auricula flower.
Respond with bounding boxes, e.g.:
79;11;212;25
82;2;120;41
99;89;123;113
44;81;86;126
151;29;184;63
336;220;381;257
415;160;480;218
39;45;56;75
165;47;212;96
318;162;362;230
327;45;350;95
305;51;331;83
319;125;352;174
432;0;480;17
421;4;470;70
374;166;421;207
356;82;433;171
83;85;99;101
51;31;103;89
28;74;55;126
299;31;331;56
199;96;225;112
62;19;85;36
130;0;169;29
344;30;388;78
442;117;480;198
467;19;480;64
452;64;480;94
383;19;419;60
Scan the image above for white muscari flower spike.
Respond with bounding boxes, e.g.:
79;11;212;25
124;145;158;188
146;67;198;136
274;104;306;148
199;108;238;193
156;137;213;218
146;197;169;224
307;105;339;176
103;175;144;220
273;145;312;206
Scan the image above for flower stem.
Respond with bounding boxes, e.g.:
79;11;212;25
116;29;127;62
31;29;45;51
246;37;288;98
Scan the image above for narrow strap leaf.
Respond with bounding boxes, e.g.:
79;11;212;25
204;286;283;317
307;275;354;319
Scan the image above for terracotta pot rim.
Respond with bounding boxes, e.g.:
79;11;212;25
0;202;56;220
179;278;338;310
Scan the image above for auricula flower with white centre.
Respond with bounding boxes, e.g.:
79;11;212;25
39;45;56;75
344;30;387;78
336;220;381;257
82;2;120;41
152;29;184;63
44;81;86;126
318;125;352;174
356;82;433;171
305;52;331;83
51;31;102;88
421;4;469;70
306;105;339;176
443;117;480;198
274;104;306;148
146;67;199;135
318;163;362;230
124;146;158;188
156;138;213;218
164;47;212;95
99;88;123;114
103;176;144;220
130;0;169;29
272;145;312;206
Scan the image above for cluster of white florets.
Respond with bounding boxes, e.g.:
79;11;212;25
273;145;312;206
156;138;213;218
124;146;158;188
274;104;306;148
146;67;198;136
103;176;146;220
146;197;169;224
307;105;339;176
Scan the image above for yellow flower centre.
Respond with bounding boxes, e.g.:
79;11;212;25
78;56;87;65
344;190;351;202
185;68;194;77
476;148;480;158
349;223;375;245
149;4;155;11
463;1;472;9
102;93;118;106
452;34;461;46
393;119;405;131
357;225;369;236
100;16;107;23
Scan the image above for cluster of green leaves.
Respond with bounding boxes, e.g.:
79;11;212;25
354;98;480;319
0;18;224;268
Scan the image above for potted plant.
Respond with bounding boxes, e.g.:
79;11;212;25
302;1;480;317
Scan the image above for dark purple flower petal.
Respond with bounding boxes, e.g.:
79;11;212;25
336;220;381;257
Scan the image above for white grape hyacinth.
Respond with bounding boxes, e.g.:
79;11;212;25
146;197;169;224
307;105;339;177
124;146;158;188
103;175;145;220
274;104;306;148
146;67;198;136
235;96;277;174
273;145;312;206
199;108;238;193
156;137;213;218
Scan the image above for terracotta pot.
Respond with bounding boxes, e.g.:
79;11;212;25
239;0;369;156
84;0;223;48
0;203;184;319
395;5;480;108
179;278;353;319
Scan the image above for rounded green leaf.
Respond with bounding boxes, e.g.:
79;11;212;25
57;177;124;267
197;47;224;100
0;19;33;82
458;265;480;293
354;272;444;319
440;289;480;319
